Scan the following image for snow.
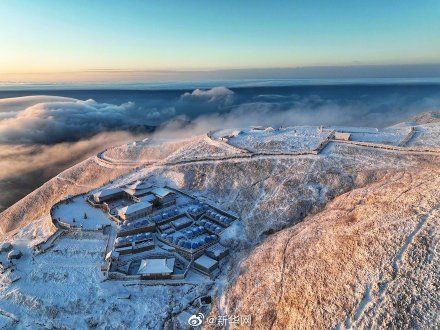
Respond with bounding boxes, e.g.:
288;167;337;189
117;201;152;216
3;118;438;327
138;258;175;275
0;231;198;328
408;124;440;148
345;127;412;145
0;243;12;252
151;187;174;198
214;127;332;153
52;195;113;230
140;194;156;203
194;255;218;269
93;187;123;199
7;250;22;260
171;216;193;229
206;244;229;260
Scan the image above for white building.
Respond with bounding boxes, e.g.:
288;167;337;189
124;181;153;198
138;258;175;279
117;202;153;221
151;187;176;206
205;244;229;260
140;194;157;204
194;255;218;276
93;187;125;203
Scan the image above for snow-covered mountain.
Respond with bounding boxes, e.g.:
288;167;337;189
0;112;439;329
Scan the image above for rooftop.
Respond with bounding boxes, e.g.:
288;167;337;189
138;258;175;275
93;187;124;198
194;255;217;269
140;194;156;203
117;202;152;216
151;187;175;198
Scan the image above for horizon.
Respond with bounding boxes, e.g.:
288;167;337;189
1;67;440;90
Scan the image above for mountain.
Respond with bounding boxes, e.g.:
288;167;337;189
0;112;439;329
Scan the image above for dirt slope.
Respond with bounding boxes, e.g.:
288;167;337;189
219;165;440;329
0;157;132;236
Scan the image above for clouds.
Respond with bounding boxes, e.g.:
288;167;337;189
180;86;235;109
0;131;141;180
0;131;144;211
0;95;77;112
1;86;439;146
0;97;162;144
0;85;439;211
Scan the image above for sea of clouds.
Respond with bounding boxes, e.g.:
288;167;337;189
0;85;439;211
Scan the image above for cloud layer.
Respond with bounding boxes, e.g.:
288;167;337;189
0;97;149;144
3;86;439;146
1;85;439;211
0;131;144;211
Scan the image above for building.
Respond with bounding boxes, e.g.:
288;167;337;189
205;244;229;261
117;202;153;221
151;187;176;206
124;181;154;198
138;258;175;279
140;194;157;204
334;132;351;141
93;187;125;203
117;220;156;237
193;255;218;276
171;216;193;230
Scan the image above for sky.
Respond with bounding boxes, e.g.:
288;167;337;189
0;0;439;83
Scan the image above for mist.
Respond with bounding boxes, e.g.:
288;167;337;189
0;83;439;211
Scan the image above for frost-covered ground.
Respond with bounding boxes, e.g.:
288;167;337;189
52;195;114;230
408;123;440;148
0;111;439;329
332;126;412;145
213;127;332;153
0;229;212;329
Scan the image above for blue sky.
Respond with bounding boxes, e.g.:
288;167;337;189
0;0;439;81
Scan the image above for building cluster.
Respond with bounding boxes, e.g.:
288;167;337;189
89;181;237;281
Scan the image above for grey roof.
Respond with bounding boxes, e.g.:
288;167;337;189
117;202;152;216
151;187;175;198
93;187;124;198
194;255;218;269
140;194;156;203
138;258;175;275
172;216;193;227
206;244;228;254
